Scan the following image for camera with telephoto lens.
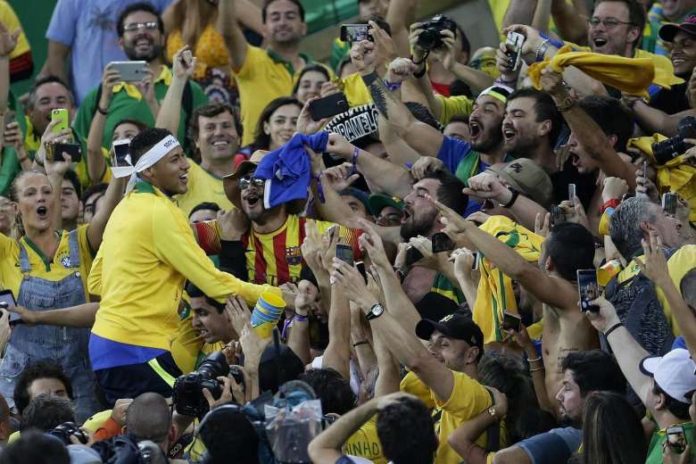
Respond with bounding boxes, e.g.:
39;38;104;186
173;351;230;417
417;15;457;51
651;116;696;165
49;421;88;445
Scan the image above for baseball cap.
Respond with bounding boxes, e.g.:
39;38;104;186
639;348;696;404
367;193;404;216
659;13;696;42
340;188;370;212
415;313;484;351
487;158;553;207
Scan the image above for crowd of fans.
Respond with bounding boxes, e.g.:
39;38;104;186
0;0;692;462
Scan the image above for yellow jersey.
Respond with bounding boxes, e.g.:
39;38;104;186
175;161;234;218
0;225;94;301
89;180;279;350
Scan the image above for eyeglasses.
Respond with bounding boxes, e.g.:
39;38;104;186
239;176;265;190
587;17;634;28
123;21;159;33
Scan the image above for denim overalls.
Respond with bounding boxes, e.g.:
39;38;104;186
0;230;101;422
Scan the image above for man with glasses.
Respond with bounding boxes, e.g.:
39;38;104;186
73;2;207;154
42;0;173;104
220;150;360;286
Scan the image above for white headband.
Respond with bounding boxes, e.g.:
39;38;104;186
111;135;181;179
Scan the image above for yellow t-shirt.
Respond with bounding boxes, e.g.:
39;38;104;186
175;161;234;218
657;245;696;336
433;371;493;464
438;95;473;125
235;46;332;146
89;180;277;350
0;225;94;301
400;370;436;410
0;1;30;59
343;416;386;464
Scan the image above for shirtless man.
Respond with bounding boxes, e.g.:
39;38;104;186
433;200;600;410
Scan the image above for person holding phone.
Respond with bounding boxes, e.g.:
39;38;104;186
88;128;281;405
432;197;600;408
73;3;208;156
0;152;125;422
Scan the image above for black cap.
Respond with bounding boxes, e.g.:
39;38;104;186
415;313;484;350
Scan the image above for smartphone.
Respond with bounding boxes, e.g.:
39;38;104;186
662;192;677;216
51;108;69;134
502;310;521;332
472;251;480;270
0;290;21;326
108;61;148;82
551;205;566;227
47;142;82;163
112;138;132;167
405;246;424;267
336;244;354;266
505;31;525;72
340;24;372;43
431;232;455;253
308;92;350;121
642;161;648;180
577;269;600;312
568;184;576;203
355;261;367;282
667;425;687;454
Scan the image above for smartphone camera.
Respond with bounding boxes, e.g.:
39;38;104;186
340;24;372;43
577;269;600;313
431;232;455;254
336;244;354;266
112;139;132;167
667;425;687;454
404;246;424;267
662;192;678;216
502;310;521;332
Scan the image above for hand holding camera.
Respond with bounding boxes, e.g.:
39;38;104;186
173;45;196;80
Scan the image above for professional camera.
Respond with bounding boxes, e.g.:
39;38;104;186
417;15;457;51
49;421;88;445
173;351;230;417
651;116;696;165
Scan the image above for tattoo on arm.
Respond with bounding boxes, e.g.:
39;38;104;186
362;72;390;119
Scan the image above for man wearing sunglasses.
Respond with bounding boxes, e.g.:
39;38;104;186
73;2;208;155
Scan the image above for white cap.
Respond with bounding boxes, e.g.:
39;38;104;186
640;348;696;404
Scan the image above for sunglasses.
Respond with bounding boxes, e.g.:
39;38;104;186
239;176;265;190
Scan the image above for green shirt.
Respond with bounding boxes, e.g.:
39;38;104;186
73;66;207;153
646;421;695;464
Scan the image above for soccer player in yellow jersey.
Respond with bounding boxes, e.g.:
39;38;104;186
88;128;280;405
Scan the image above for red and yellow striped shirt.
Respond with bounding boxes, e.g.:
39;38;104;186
242;215;361;286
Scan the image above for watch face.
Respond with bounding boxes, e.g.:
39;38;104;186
368;304;384;319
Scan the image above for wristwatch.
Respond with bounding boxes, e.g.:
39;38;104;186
365;303;385;321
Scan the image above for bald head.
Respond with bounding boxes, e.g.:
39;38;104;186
125;393;171;444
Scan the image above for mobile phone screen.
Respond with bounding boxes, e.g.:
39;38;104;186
502;311;521;332
431;232;455;253
336;244;354;266
577;269;600;312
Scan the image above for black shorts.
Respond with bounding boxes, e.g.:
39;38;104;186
94;352;182;407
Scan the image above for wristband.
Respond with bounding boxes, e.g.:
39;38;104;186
500;189;519;208
294;314;308;323
527;355;542;363
97;106;108;115
535;40;550;62
353;340;369;348
361;71;380;87
413;65;427;78
384;80;402;92
604;322;623;337
351;147;360;175
600;198;621;214
539;32;564;49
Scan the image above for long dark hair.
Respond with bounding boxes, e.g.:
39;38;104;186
581;391;647;464
251;97;302;151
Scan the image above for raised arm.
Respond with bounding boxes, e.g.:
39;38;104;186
540;69;637;188
86;177;126;251
156;46;195;134
309;393;413;464
551;0;589;45
432;197;577;310
354;40;445;157
322;282;352;380
218;0;249;72
0;23;19;114
333;259;456;402
587;297;651;403
628;99;696;137
87;66;121;183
